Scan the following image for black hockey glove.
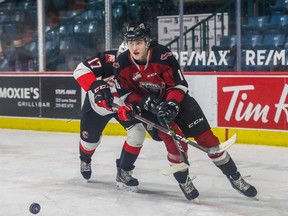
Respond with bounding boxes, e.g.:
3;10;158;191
157;99;180;126
141;94;163;115
90;80;113;110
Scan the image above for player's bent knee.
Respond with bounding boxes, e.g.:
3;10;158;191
126;123;146;147
80;138;101;151
209;151;229;163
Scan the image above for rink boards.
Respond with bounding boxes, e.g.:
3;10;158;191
0;71;287;147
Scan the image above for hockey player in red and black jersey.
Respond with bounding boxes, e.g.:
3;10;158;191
112;22;257;200
73;45;146;192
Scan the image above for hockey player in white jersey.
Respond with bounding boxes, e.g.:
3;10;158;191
73;44;146;192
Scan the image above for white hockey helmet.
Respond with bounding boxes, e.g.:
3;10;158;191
117;42;128;57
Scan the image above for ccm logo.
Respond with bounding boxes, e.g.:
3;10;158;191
188;117;204;128
95;84;109;91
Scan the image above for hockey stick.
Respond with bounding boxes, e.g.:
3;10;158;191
111;103;237;155
133;113;237;175
165;121;190;166
111;103;237;174
112;103;190;175
130;113;237;155
160;121;190;176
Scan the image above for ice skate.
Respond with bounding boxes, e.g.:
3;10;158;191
179;176;199;201
80;161;92;180
228;171;257;197
116;167;139;192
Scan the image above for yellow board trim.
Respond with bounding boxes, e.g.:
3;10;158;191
0;117;126;135
211;128;288;147
0;117;287;147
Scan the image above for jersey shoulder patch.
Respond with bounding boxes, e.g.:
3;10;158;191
115;52;130;69
150;44;173;64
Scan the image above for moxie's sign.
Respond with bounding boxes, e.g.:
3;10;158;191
218;76;288;130
0;74;81;119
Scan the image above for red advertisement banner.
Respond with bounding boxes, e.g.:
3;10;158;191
218;76;288;130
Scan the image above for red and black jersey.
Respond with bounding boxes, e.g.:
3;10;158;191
113;43;188;105
74;50;117;92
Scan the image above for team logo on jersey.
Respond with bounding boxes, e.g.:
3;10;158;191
160;52;173;60
87;57;101;69
82;131;89;139
113;62;120;68
105;54;115;63
132;71;142;81
139;82;162;95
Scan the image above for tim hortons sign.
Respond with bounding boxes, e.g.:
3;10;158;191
218;76;288;130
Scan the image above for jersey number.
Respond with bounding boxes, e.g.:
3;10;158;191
88;57;102;69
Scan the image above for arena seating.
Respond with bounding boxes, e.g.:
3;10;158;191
1;0;287;71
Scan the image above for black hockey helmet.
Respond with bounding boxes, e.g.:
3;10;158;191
124;22;151;42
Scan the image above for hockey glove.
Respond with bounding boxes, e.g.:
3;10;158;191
141;94;163;115
90;80;113;110
117;104;141;121
157;99;180;126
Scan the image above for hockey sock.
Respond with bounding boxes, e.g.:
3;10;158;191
79;156;91;163
157;124;188;163
195;130;238;177
116;141;141;171
216;155;237;177
194;129;220;148
79;149;93;163
79;142;95;163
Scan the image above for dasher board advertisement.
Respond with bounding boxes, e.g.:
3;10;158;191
218;75;288;131
0;74;81;119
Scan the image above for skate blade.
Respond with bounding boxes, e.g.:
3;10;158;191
234;189;259;201
116;182;138;193
192;198;200;204
251;196;259;201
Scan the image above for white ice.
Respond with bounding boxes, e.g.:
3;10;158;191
0;129;287;216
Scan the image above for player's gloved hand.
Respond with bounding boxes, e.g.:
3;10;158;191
90;80;113;110
117;104;141;121
157;100;180;126
141;94;163;115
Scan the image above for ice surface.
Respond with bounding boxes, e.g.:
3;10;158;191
0;129;287;216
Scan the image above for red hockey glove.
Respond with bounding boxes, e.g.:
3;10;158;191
117;104;141;121
157;100;180;126
90;80;113;110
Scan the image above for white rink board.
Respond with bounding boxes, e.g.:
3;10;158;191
185;74;218;127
